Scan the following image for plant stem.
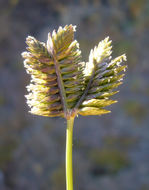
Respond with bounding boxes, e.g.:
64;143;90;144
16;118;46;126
66;117;75;190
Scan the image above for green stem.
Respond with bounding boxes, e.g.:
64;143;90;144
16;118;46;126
66;117;75;190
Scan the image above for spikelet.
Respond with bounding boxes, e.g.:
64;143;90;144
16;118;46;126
22;25;84;118
78;37;127;116
22;25;127;118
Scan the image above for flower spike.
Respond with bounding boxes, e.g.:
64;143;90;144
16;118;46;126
22;25;127;118
22;25;84;118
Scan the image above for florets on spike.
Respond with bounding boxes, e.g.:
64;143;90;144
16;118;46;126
78;37;127;116
22;25;127;118
22;25;84;118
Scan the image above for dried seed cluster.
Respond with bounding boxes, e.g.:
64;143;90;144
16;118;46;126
22;25;127;118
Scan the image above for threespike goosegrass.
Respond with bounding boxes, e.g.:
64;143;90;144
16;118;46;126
22;25;127;190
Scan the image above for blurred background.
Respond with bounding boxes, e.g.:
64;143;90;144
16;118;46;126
0;0;149;190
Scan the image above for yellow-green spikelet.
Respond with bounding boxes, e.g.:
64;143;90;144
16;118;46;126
79;37;127;116
22;25;84;117
22;25;127;118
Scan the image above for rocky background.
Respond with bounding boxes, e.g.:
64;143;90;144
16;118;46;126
0;0;149;190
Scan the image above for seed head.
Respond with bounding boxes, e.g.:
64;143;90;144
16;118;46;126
22;25;127;118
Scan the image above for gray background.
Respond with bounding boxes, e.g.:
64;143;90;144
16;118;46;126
0;0;149;190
